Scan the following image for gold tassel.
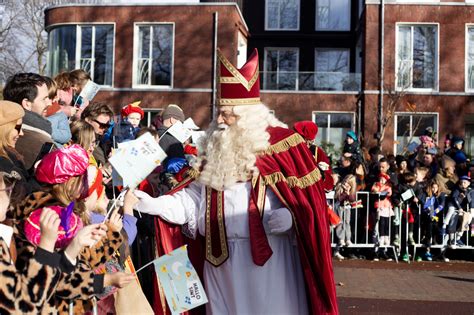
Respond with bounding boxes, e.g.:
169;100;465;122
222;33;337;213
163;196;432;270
264;133;305;155
262;167;321;189
186;167;200;179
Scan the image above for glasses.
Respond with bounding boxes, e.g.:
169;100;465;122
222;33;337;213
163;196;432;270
218;111;236;120
14;124;22;133
93;119;111;130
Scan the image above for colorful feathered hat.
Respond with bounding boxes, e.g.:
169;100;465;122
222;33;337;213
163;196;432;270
121;101;144;119
217;48;261;106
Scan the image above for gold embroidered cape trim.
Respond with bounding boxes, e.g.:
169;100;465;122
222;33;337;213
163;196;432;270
205;188;229;266
251;175;267;217
264;133;305;155
217;50;259;92
218;97;261;106
262;167;321;189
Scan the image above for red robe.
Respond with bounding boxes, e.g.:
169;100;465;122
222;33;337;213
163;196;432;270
152;127;338;315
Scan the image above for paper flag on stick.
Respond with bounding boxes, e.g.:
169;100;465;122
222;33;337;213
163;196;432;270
167;121;193;143
152;246;208;313
109;132;167;189
79;80;100;104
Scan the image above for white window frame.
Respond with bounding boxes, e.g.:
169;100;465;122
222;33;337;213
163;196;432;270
263;47;299;90
315;0;351;32
74;23;115;87
312;110;355;145
393;112;439;155
143;108;163;127
395;23;439;92
132;22;175;89
264;0;300;31
465;24;474;92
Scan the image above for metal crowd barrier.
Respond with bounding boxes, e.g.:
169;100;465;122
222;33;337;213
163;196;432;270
326;191;399;263
412;204;474;262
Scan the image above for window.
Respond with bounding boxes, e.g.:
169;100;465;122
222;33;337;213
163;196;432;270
237;32;248;68
265;0;300;30
263;48;299;90
48;24;114;86
134;24;174;87
394;113;438;155
316;0;351;31
143;109;163;127
396;24;438;90
313;112;355;157
466;26;474;91
314;48;350;90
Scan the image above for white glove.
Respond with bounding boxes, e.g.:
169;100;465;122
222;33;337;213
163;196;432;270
134;190;162;215
318;161;329;171
268;208;293;234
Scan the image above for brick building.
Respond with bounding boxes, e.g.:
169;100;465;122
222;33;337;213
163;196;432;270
45;1;474;156
45;1;248;127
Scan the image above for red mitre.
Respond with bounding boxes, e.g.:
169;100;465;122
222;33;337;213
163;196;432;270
217;48;261;106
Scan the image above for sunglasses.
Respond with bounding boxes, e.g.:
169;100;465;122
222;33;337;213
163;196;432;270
14;124;22;133
93;119;111;130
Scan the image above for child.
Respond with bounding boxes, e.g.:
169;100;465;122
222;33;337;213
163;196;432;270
335;175;357;247
343;131;362;162
372;173;394;249
17;145;135;313
399;172;424;261
70;69;91;119
116;101;144;143
44;75;75;146
422;180;446;261
444;175;474;249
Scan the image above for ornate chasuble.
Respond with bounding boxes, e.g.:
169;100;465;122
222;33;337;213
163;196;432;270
204;175;269;267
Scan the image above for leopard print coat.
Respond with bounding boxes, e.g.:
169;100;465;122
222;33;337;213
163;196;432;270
0;237;62;314
13;191;124;314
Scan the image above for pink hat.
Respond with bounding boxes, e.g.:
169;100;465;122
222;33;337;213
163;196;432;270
24;204;83;249
35;144;89;184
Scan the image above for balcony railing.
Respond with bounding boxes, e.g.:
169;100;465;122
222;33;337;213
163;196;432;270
261;71;362;92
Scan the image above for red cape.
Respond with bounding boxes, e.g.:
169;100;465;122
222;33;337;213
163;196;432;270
255;126;338;314
152;127;338;315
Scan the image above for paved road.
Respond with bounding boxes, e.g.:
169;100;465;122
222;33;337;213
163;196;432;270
334;260;474;314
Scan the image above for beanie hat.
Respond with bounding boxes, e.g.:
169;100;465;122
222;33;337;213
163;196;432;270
121;101;144;119
346;131;357;141
293;121;318;141
460;175;471;182
0;101;24;126
452;136;464;146
161;104;185;122
35;144;89;184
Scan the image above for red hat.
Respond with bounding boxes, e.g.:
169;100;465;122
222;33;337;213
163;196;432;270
379;173;390;181
293;121;318;141
121;101;144;119
35;145;89;184
217;48;261;106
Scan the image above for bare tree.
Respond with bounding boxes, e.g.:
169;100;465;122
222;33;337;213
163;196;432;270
0;0;90;81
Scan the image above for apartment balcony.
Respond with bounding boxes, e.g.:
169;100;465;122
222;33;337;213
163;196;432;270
261;71;362;92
